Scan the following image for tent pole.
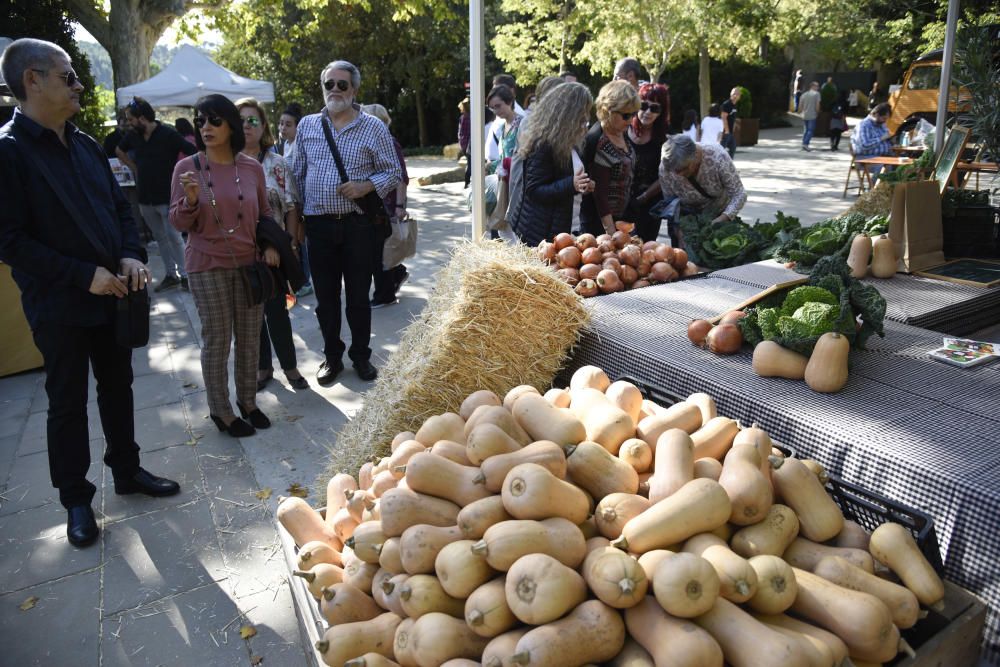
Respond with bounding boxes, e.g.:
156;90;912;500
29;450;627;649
933;0;960;156
469;0;486;241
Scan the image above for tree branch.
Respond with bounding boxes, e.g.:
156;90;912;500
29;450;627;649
64;0;112;47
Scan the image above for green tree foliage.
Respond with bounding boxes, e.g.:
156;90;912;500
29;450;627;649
2;0;107;139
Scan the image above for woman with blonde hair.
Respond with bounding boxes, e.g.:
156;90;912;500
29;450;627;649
580;80;640;236
234;97;308;392
507;82;594;246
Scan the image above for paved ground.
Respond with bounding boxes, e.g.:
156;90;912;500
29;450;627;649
0;121;996;666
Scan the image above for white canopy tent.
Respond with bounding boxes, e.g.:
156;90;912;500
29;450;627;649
115;44;274;107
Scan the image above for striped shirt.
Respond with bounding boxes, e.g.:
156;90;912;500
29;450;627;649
852;116;891;158
288;109;401;216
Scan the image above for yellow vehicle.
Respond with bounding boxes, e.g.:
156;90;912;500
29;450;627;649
887;49;971;135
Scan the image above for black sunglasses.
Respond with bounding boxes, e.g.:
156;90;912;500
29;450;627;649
640;102;662;114
32;68;77;87
618;111;637;121
323;78;350;92
194;115;225;129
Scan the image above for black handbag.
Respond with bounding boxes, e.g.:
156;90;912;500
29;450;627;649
319;115;390;226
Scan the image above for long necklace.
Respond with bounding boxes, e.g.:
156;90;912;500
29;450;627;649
201;153;244;234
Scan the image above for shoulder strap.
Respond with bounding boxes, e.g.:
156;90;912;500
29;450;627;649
319;114;351;184
8;123;115;270
686;173;715;200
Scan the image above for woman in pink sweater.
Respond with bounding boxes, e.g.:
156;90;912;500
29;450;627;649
169;94;278;437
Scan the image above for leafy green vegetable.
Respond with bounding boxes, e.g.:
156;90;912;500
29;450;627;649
780;286;839;317
758;308;781;340
771;213;890;271
793;302;840;333
777;315;816;340
679;215;770;270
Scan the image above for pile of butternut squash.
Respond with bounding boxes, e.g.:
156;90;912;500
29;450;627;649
278;364;945;667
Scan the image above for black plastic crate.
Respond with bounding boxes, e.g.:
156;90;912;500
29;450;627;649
825;475;944;575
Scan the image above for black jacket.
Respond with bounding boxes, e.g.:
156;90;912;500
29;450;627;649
508;144;575;247
256;215;306;294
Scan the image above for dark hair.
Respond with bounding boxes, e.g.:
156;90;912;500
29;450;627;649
614;57;642;80
484;107;495;124
486;84;515;106
631;83;669;143
493;73;516;90
0;38;68;101
193;94;245;154
174;117;195;136
682;109;698;131
126;96;155;122
281;102;304;123
874;102;892;117
708;103;721;118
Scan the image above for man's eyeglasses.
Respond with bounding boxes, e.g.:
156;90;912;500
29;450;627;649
242;116;261;127
32;69;78;87
640;102;662;114
194;115;225;129
323;79;350;92
618;111;636;121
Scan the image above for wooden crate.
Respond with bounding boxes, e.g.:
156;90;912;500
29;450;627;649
892;580;987;667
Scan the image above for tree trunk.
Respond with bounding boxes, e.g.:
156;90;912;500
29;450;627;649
414;86;428;147
698;42;711;118
109;2;155;90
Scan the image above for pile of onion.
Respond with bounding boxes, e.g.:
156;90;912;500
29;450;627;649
687;311;745;355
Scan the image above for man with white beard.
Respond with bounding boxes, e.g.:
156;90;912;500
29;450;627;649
287;60;401;385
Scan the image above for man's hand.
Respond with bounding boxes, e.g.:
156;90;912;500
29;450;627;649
263;246;281;268
337;180;374;200
89;267;128;298
119;258;150;291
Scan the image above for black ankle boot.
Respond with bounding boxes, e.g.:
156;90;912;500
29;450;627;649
210;414;256;437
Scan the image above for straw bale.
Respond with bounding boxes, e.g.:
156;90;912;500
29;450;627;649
319;240;589;495
843;180;893;218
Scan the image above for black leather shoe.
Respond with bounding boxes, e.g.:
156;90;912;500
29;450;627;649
317;359;344;386
114;468;181;497
237;402;271;429
67;505;99;547
354;359;378;381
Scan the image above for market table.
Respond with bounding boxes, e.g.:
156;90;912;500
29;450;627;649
711;260;1000;335
855;155;913;188
565;278;1000;663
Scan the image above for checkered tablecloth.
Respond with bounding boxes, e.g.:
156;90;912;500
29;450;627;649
711;260;1000;335
568;281;1000;663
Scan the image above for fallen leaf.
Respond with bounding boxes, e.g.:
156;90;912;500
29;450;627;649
254;488;272;501
250;657;263;666
284;415;304;423
286;483;309;498
239;624;257;640
19;596;39;611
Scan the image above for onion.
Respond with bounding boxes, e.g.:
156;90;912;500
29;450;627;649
650;261;678;282
629;235;643;246
671;248;689;271
632;279;651;289
579;263;602;280
682;261;701;277
602;257;622;273
620;265;638;285
537;241;557;265
558;246;582;269
575;233;598;251
553;232;575;251
687;319;713;347
598;241;614;254
653;244;675;264
637;260;652;277
596;269;623;293
642;241;659;253
719;310;746;326
642;249;657;265
596;233;613;245
706;323;743;355
612;231;630;249
581;247;603;265
575;279;599;297
619;245;641;268
557;268;580;286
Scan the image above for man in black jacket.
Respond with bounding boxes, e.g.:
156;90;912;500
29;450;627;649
0;38;179;548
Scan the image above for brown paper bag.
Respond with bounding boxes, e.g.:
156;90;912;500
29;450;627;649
889;180;945;273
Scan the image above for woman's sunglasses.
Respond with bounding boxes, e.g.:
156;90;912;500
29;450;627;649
194;115;225;129
640;102;662;114
242;116;261;127
323;79;350;92
618;111;636;121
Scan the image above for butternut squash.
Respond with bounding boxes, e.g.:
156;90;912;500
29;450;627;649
465;577;518;638
347;521;387;564
476;440;567;492
582;546;649;608
570;387;636;454
870;234;895;278
346;488;370;522
753;613;850;667
466;423;523;465
379;487;461;537
400;452;491;506
693;457;723;481
431;439;473;466
440;660;480;667
388;440;427;479
790;567;901;663
359;461;375;490
435;539;496;598
512;393;587;446
392;431;416;451
719;443;773;525
625;597;723;667
379;572;409;617
464;405;531;446
618;438;652;473
314;612;401;667
730;504;800;558
296;540;342;570
482;628;530;667
608;638;655;667
613;478;731;554
732;423;774;486
595;493;651;540
847;232;872;278
415;412;467;446
800;459;829;485
868;521;945;606
318;582;382;625
371;568;395;611
505;552;588;624
684;533;758;603
783;536;874;573
832;520;871;551
325;473;359;518
378;537;404;574
647;429;694;503
690;416;739;460
460;389;502;420
693;598;809;667
344;653;401;667
293;562;344;599
686;392;717;426
650;551;720;618
343;555;380;593
330;506;359;542
752;341;809;380
606;380;644;424
400;524;464;575
544;387;572;408
398;574;465;619
409;612;491;667
770;457;843;542
474;517;587;570
457;495;513;539
393;618;418;667
638;399;661;421
566;440;640;498
749;622;836;667
747;555;797;614
569;365;611;392
635;401;703;442
804;332;850;393
504;384;541;411
814;555;920;628
501;462;590;523
277;496;339;548
370;470;399;498
636;549;674;581
511;600;625;666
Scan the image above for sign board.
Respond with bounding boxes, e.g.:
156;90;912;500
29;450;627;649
933;126;971;194
914;258;1000;288
109;158;136;188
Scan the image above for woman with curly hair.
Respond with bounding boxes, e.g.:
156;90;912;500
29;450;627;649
627;83;670;242
580;80;641;236
507;82;594;246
